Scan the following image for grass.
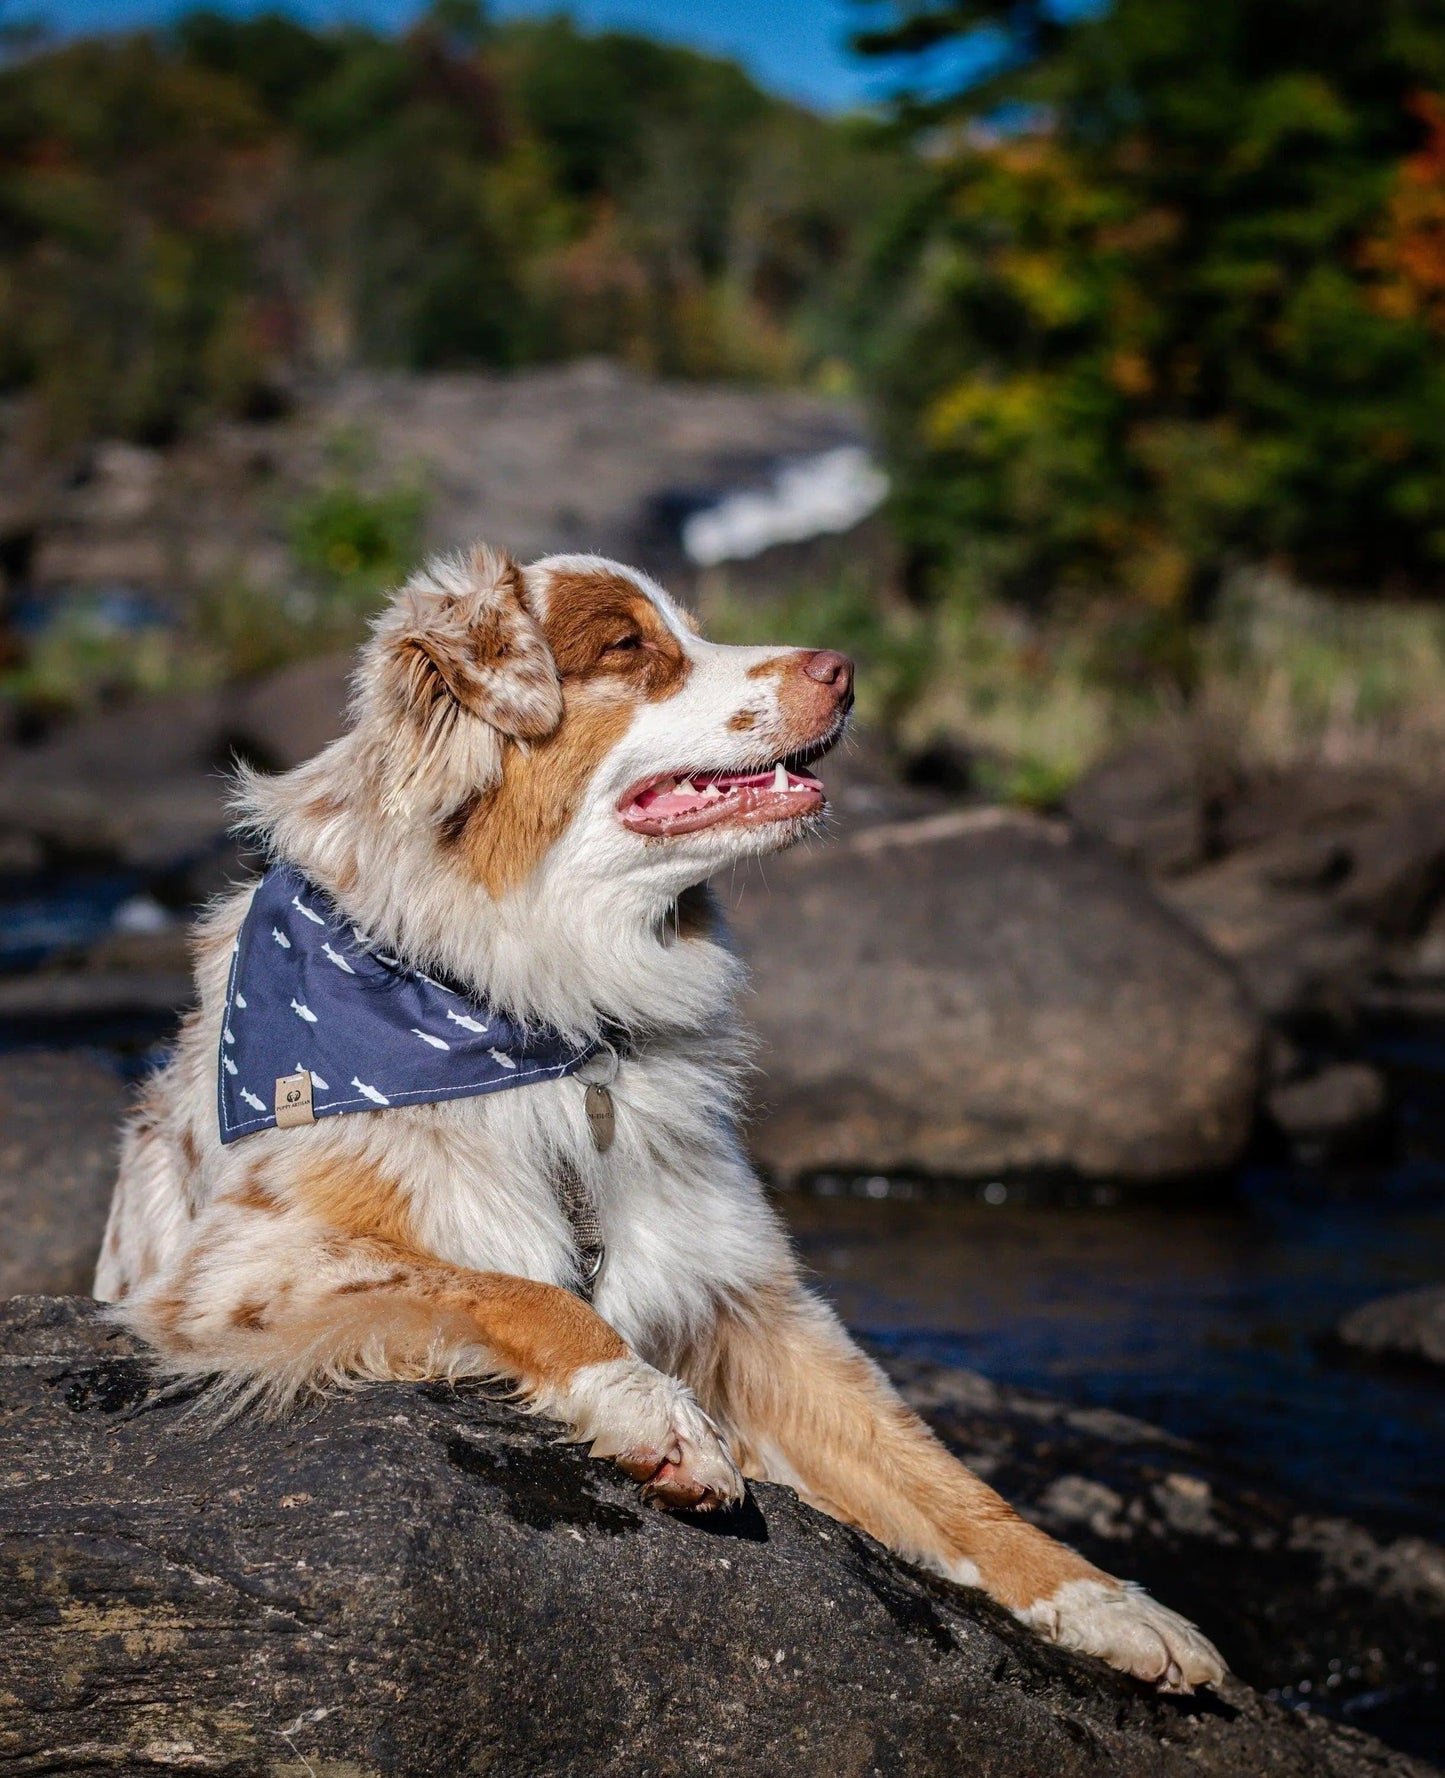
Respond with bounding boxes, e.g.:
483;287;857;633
1195;568;1445;781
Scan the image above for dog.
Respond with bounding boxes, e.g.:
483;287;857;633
95;544;1224;1692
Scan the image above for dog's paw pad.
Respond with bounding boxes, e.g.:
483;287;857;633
625;1425;742;1510
1019;1578;1226;1691
569;1357;744;1510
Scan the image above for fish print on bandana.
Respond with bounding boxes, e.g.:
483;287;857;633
218;862;597;1142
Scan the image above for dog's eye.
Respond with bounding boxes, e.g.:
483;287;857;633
603;634;643;654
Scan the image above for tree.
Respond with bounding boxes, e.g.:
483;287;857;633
856;0;1445;610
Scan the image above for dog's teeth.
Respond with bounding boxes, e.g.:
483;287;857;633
772;762;789;791
677;777;697;795
702;783;722;800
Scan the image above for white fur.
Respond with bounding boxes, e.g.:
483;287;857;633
542;1356;743;1504
99;548;824;1358
1017;1578;1227;1692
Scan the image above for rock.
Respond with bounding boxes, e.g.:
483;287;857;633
0;1057;125;1296
1214;765;1410;860
1079;752;1445;1028
229;650;352;770
1267;1062;1388;1144
1065;734;1209;877
729;809;1263;1184
0;1296;1430;1778
1336;794;1445;936
1405;900;1445;979
1338;1286;1445;1372
0;690;232;871
1159;850;1380;1025
886;1354;1445;1759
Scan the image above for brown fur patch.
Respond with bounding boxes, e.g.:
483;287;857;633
438;790;482;848
745;653;795;682
335;1269;410;1295
301;791;349;824
457;696;634;896
683;1283;1102;1613
230;1300;269;1331
292;1154;417;1249
180;1127;199;1171
727;708;760;732
441;1269;628;1386
224;1174;284;1216
542;570;690;702
150;1291;187;1337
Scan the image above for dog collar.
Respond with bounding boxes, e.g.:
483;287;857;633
217;863;598;1144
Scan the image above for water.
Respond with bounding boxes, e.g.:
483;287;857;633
781;1028;1445;1540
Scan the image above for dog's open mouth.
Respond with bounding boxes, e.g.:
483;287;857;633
618;758;826;836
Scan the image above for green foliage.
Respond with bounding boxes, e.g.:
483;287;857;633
0;12;916;446
856;0;1445;612
0;594;208;712
288;469;426;604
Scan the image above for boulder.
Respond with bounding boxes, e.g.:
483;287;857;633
1267;1062;1388;1148
1065;734;1209;878
1159;869;1379;1026
1072;748;1445;1028
1338;1286;1445;1372
0;690;232;871
229;650;352;771
728;809;1263;1184
0;1296;1430;1778
0;1056;125;1296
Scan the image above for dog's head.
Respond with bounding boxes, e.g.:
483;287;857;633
347;544;852;900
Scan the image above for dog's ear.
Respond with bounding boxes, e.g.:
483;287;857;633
362;543;562;819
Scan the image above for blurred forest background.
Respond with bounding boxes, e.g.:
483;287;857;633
6;0;1445;797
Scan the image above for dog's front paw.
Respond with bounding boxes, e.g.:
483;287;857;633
562;1356;744;1510
1018;1578;1226;1692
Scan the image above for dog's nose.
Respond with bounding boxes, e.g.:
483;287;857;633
802;650;855;704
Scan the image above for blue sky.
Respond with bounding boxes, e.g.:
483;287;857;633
13;0;1037;112
15;0;883;110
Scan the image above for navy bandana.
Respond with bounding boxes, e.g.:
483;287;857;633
218;863;596;1144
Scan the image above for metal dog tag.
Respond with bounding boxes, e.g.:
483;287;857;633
275;1069;315;1128
585;1083;615;1153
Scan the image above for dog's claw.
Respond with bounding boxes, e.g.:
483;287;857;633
577;1358;744;1510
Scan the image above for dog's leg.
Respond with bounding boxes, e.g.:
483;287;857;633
119;1204;741;1509
683;1282;1224;1690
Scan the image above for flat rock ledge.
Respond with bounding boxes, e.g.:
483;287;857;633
0;1301;1432;1778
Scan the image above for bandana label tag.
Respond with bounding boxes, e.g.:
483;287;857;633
275;1069;315;1128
